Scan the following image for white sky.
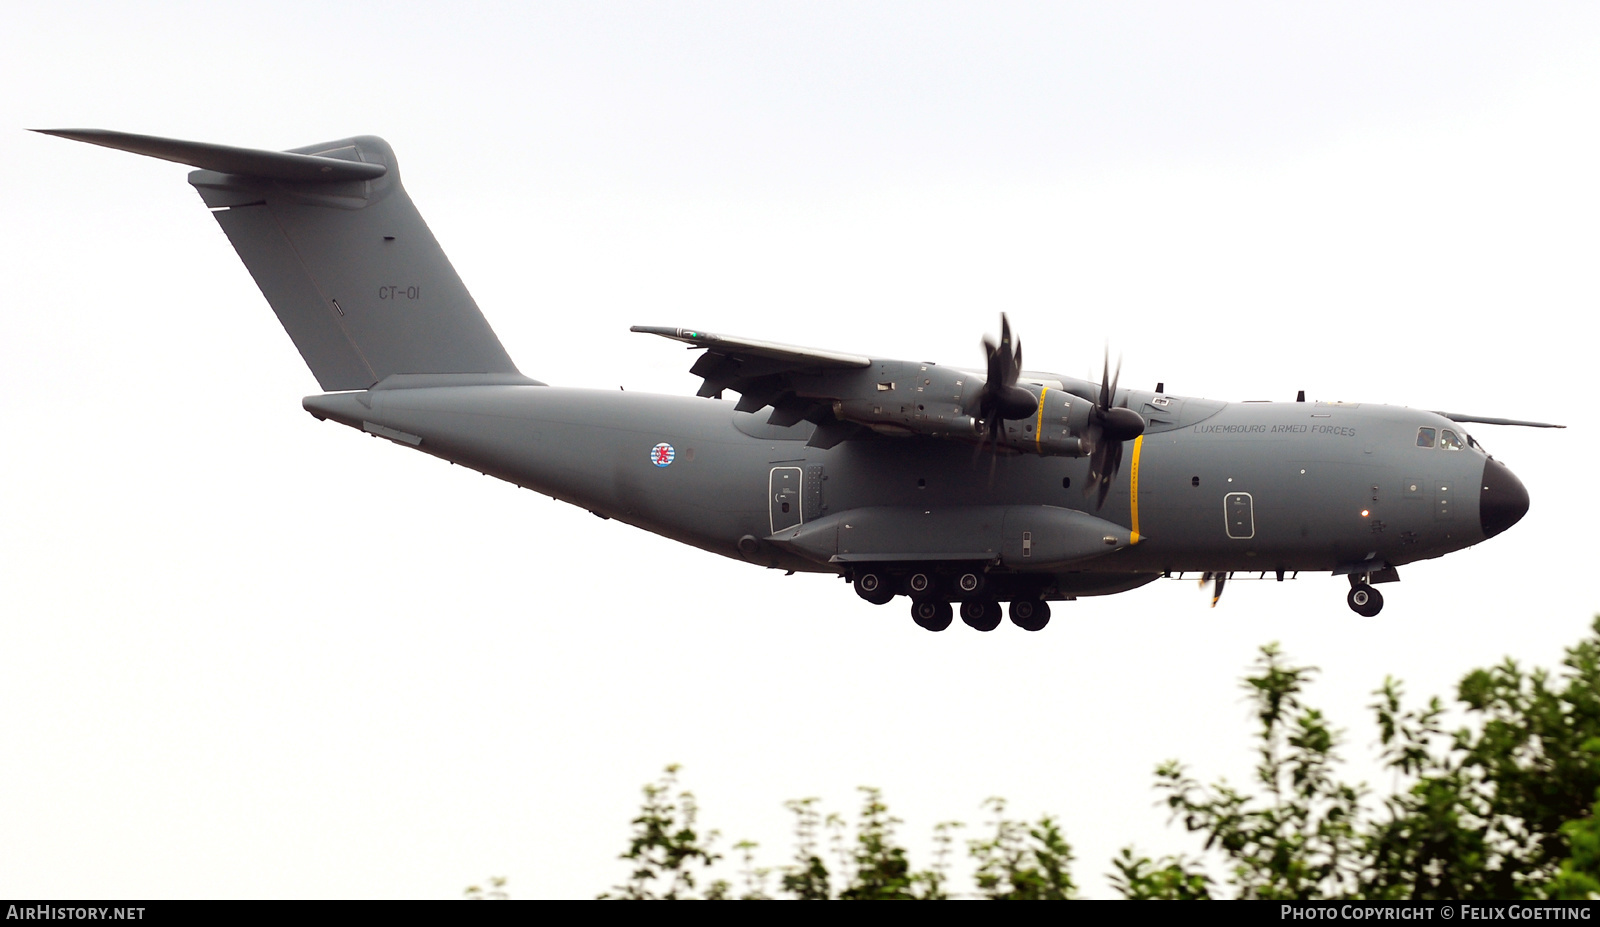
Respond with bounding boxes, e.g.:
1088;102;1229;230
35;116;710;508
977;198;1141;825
2;1;1596;899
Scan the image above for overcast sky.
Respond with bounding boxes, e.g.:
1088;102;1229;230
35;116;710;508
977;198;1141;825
2;2;1597;899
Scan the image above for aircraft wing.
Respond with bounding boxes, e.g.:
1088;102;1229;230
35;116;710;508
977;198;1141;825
632;325;937;448
629;326;872;372
631;321;1094;457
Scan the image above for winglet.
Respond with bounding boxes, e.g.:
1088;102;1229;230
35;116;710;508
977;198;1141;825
34;128;387;183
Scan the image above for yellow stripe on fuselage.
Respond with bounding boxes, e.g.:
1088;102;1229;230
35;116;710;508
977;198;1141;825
1035;387;1047;453
1130;434;1144;544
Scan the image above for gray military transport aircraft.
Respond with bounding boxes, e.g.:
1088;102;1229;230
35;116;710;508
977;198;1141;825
40;129;1559;632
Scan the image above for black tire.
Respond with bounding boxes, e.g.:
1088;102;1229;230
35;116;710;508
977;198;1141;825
960;600;1002;632
1347;584;1384;617
912;598;953;632
854;572;896;606
905;571;937;597
1009;599;1051;632
954;571;986;599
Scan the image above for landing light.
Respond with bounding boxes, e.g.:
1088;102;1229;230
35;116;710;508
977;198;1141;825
1361;509;1370;517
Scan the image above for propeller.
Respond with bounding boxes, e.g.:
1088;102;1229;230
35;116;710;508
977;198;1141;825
974;314;1040;451
1083;350;1147;509
1199;572;1229;608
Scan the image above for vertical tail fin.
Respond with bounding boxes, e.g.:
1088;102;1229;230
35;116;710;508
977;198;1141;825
38;129;524;391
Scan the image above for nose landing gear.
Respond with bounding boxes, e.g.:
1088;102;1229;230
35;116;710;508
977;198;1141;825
1344;569;1393;617
1347;583;1383;617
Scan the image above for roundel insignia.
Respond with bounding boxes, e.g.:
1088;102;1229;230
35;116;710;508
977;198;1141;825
650;442;676;467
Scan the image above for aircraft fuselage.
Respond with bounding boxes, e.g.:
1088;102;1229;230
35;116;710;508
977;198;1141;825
304;383;1525;599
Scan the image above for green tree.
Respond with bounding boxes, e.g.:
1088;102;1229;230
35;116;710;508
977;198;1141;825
603;764;727;900
583;616;1600;901
779;798;830;900
969;797;1076;899
1364;618;1600;899
1143;644;1366;899
1107;848;1212;900
834;786;931;899
1125;617;1600;900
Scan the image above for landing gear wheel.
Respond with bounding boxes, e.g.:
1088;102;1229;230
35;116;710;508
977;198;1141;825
960;600;1002;632
1347;584;1383;617
905;571;938;597
954;571;986;599
1009;599;1052;632
854;572;896;606
911;599;953;632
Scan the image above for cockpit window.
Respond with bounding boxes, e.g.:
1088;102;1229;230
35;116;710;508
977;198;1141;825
1440;429;1464;451
1416;427;1436;448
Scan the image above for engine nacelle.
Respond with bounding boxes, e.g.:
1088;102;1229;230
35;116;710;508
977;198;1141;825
827;361;984;438
833;398;981;438
813;365;1097;456
991;385;1091;457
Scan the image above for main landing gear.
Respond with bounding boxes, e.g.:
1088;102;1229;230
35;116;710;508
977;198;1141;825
959;600;1002;632
851;566;1054;632
943;598;1050;632
1008;599;1051;632
911;598;953;632
853;571;897;606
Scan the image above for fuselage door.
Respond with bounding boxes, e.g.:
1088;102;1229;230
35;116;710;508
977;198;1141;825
770;466;803;534
1225;492;1255;539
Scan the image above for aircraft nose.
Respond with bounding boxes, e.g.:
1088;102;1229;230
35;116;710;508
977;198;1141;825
1479;458;1530;539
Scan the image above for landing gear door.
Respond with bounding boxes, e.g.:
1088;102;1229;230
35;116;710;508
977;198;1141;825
770;466;803;534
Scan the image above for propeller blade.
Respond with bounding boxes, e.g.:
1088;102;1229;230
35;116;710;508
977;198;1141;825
1199;571;1228;607
973;313;1038;456
1082;348;1144;509
1095;440;1122;509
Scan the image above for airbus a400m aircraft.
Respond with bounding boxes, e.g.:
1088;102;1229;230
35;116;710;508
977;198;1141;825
42;129;1558;633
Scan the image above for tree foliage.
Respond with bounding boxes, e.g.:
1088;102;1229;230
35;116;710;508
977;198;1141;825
969;797;1076;899
602;764;728;900
598;777;1066;899
564;616;1600;900
1148;644;1367;899
1107;848;1213;900
1126;617;1600;900
1361;619;1600;899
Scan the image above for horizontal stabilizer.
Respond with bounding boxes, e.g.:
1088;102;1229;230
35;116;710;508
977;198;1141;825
34;129;387;183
